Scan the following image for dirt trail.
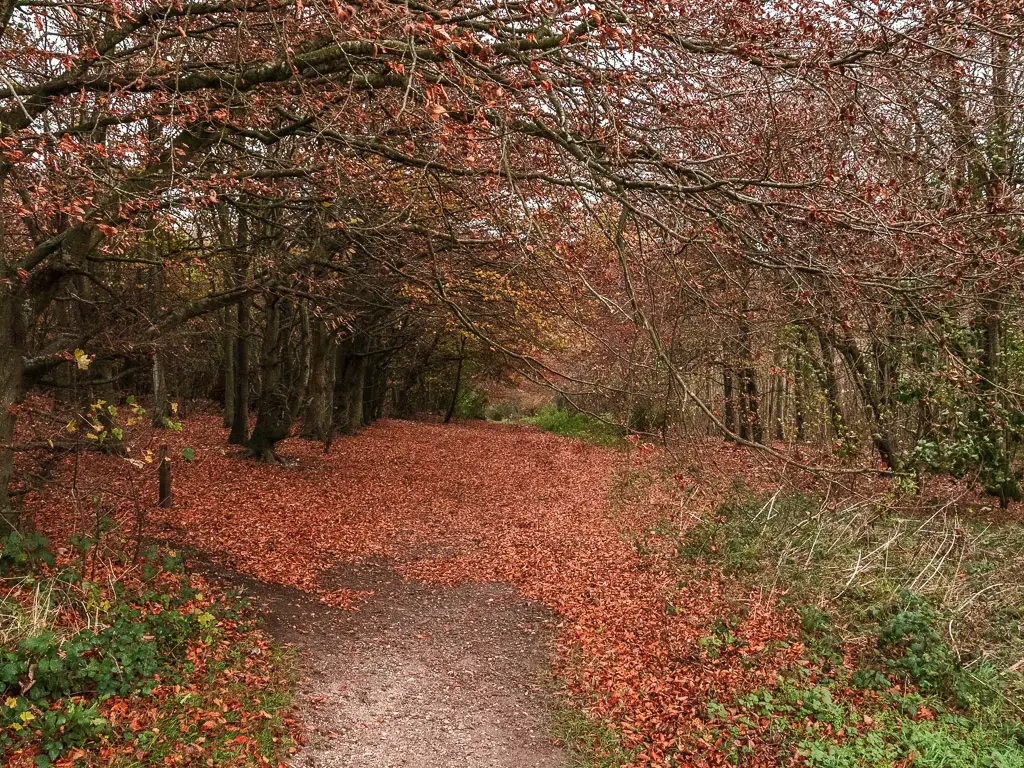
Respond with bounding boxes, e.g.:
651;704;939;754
205;558;567;768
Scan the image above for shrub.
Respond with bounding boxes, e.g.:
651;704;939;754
877;592;958;693
524;406;623;446
0;536;293;767
454;389;488;419
674;489;1024;766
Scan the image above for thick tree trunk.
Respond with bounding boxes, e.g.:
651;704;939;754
227;294;250;445
300;319;336;444
336;337;367;435
443;336;466;424
247;295;292;461
0;285;24;528
223;304;235;429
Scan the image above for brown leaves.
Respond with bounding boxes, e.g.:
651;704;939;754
27;414;805;767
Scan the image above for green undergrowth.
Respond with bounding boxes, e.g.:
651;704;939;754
523;406;625;447
680;487;1024;767
0;529;296;767
550;703;638;768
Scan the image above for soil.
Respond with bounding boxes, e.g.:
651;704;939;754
201;558;568;768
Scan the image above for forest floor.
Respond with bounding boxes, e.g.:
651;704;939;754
24;413;790;766
198;558;566;767
25;412;1019;768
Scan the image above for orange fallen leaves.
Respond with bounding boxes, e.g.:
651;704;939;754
26;413;803;766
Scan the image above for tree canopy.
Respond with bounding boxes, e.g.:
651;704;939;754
1;0;1022;511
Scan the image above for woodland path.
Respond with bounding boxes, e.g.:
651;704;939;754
33;415;786;766
203;559;566;767
149;418;629;767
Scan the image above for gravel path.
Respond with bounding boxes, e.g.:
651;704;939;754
211;559;567;768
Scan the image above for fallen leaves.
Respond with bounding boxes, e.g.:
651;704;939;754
25;413;804;767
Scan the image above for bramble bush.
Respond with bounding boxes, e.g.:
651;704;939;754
0;529;292;767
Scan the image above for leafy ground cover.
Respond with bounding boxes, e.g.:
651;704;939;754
0;528;296;768
523;405;626;447
20;414;795;765
14;412;1023;766
666;488;1024;767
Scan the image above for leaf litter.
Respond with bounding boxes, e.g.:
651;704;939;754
25;414;806;767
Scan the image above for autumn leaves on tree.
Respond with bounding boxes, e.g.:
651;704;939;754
0;0;1022;514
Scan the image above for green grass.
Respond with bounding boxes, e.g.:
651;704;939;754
674;489;1024;767
524;406;624;447
0;533;296;767
550;704;637;768
112;643;297;767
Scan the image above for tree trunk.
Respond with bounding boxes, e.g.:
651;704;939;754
813;328;846;443
793;331;809;442
830;329;899;470
247;295;292;461
394;331;440;418
289;302;312;422
772;368;785;442
150;262;171;427
300;319;336;444
735;307;762;444
227;293;250;445
158;444;172;507
363;354;388;425
227;217;250;445
742;366;763;443
443;336;466;424
336;337;367;435
223;304;235;429
151;351;168;427
722;363;737;440
0;285;24;528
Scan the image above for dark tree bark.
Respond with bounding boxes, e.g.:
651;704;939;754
735;307;763;444
151;351;169;427
0;284;24;527
247;295;292;461
150;262;171;428
772;364;785;442
793;329;810;442
336;336;368;435
393;331;440;418
812;329;845;442
300;319;336;444
288;302;312;422
227;292;251;445
158;444;172;507
741;367;763;444
363;353;388;424
829;328;899;470
443;336;466;424
222;303;235;429
722;363;737;440
227;216;250;445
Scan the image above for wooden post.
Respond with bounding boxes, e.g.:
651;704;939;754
158;444;172;508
